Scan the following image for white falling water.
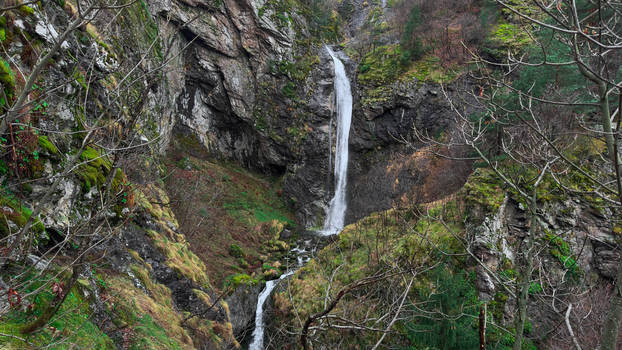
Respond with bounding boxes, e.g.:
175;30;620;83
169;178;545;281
321;46;353;236
248;270;295;350
248;47;353;349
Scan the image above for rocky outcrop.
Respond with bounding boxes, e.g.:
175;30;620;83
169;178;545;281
225;283;262;339
469;187;619;339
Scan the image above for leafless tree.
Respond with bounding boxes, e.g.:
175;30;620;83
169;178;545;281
0;0;194;342
411;0;622;348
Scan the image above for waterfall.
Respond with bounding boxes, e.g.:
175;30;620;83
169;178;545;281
248;47;353;349
249;270;295;350
321;46;353;236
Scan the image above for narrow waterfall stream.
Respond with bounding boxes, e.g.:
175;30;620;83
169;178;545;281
321;46;353;236
248;46;353;349
248;271;294;350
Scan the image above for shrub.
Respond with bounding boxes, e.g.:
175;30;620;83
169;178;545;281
229;244;244;258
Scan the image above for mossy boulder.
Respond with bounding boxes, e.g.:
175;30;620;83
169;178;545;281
76;146;112;192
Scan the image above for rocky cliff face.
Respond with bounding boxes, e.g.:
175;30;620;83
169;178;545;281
151;0;474;228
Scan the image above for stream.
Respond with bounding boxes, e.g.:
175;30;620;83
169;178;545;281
248;45;353;349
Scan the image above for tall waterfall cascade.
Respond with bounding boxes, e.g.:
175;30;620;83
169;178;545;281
321;46;353;236
248;46;353;350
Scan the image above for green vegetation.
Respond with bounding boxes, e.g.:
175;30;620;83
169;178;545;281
220;164;294;226
38;136;59;155
463;168;505;214
399;4;426;64
18;5;35;16
404;55;461;83
274;54;320;82
258;0;295;30
228;243;244;258
147;228;211;287
0;272;114;349
0;59;16;99
299;0;343;42
545;233;578;275
405;266;480;350
0;192;45;237
76;146;112;192
357;44;460;106
224;273;259;289
163;149;295;286
491;23;531;51
358;45;405;87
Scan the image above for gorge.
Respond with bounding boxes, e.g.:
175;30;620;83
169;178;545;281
0;0;621;349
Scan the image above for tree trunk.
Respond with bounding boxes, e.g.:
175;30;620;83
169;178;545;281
598;89;622;350
513;187;538;350
479;303;487;350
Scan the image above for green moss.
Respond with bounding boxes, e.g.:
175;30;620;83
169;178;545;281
18;5;36;16
492;23;531;51
0;28;5;43
0;59;16;95
0;273;113;349
76;146;112;191
406;55;461;83
545;233;578;275
491;291;508;322
72;69;88;90
0;194;45;237
462;168;505;214
38;136;59;155
224;273;259;289
131;314;185;350
146;229;211;287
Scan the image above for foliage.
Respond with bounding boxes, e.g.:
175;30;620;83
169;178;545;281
299;0;343;42
282;81;296;99
76;146;112;192
0;192;45;237
463;168;505;214
399;5;426;64
545;233;579;275
38;136;59;155
228;243;244;258
223;273;259;289
0;271;114;349
404;265;480;350
358;45;405;87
